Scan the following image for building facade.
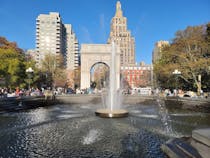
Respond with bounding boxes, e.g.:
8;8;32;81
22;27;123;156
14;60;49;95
121;62;152;88
152;40;169;64
36;12;64;67
36;12;79;69
152;40;169;88
65;24;80;70
108;1;135;66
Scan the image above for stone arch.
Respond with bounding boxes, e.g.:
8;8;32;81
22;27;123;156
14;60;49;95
80;44;120;90
90;61;110;73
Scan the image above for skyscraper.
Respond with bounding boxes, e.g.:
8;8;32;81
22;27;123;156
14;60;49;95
36;12;64;67
36;12;79;70
152;40;169;64
152;40;169;88
108;1;135;66
65;24;80;70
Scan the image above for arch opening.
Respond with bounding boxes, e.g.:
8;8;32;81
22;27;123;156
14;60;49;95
90;62;110;90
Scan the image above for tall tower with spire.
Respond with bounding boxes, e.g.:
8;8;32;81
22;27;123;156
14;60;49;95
108;1;135;66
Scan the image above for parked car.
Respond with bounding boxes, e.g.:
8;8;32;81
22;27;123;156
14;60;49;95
183;91;197;98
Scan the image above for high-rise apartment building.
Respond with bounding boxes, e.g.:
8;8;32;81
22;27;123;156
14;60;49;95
152;40;169;88
152;40;169;64
108;1;135;66
65;24;80;70
36;12;64;67
36;12;79;70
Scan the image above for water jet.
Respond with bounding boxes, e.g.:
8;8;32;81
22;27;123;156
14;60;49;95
95;41;128;118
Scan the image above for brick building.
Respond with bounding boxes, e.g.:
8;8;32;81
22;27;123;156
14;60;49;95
121;62;152;88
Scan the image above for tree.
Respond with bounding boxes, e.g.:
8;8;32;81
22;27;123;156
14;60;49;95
0;37;28;88
66;66;81;89
91;64;109;90
202;23;210;91
154;23;210;92
40;53;66;88
0;37;22;53
66;70;75;88
74;66;81;89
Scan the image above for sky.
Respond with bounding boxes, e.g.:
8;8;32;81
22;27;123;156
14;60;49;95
0;0;209;64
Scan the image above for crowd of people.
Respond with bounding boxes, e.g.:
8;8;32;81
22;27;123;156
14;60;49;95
0;86;209;99
152;88;209;98
0;87;43;98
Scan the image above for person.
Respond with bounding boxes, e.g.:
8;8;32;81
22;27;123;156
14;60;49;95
15;87;20;96
200;89;204;97
0;88;3;98
173;89;177;96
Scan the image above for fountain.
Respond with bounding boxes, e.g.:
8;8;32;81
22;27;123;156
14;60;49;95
1;98;210;157
1;43;209;158
95;41;128;118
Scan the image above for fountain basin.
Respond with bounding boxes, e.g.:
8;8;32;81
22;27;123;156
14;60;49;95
1;103;210;157
95;108;128;118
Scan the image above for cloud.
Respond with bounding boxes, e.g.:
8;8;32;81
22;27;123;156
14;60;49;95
100;14;105;29
79;14;108;44
80;26;93;43
133;13;147;36
99;13;108;43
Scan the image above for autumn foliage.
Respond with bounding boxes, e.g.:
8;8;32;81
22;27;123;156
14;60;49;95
154;23;210;91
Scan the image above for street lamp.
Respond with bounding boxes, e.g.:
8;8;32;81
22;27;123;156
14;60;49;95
26;67;34;90
172;69;181;75
172;69;181;96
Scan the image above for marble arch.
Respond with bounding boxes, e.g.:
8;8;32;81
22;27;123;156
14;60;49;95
80;44;120;90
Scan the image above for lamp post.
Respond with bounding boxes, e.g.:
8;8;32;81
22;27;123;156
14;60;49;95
197;74;202;96
172;69;181;96
26;67;34;90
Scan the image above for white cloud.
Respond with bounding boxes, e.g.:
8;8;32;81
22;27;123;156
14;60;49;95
80;26;93;43
100;14;105;29
99;13;108;43
133;13;147;36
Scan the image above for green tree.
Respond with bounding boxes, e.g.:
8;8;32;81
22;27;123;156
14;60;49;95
0;37;27;88
154;23;210;92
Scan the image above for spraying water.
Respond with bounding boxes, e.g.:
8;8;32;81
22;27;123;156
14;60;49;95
109;41;116;111
156;95;173;135
95;41;128;118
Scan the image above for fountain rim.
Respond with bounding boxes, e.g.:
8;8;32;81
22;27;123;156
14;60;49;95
95;108;128;118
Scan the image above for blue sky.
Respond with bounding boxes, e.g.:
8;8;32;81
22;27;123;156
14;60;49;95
0;0;209;64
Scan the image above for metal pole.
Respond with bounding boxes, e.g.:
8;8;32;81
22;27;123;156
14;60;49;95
29;79;30;90
198;74;201;96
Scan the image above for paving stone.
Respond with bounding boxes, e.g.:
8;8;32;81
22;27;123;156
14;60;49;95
161;138;202;158
191;139;210;158
192;128;210;147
